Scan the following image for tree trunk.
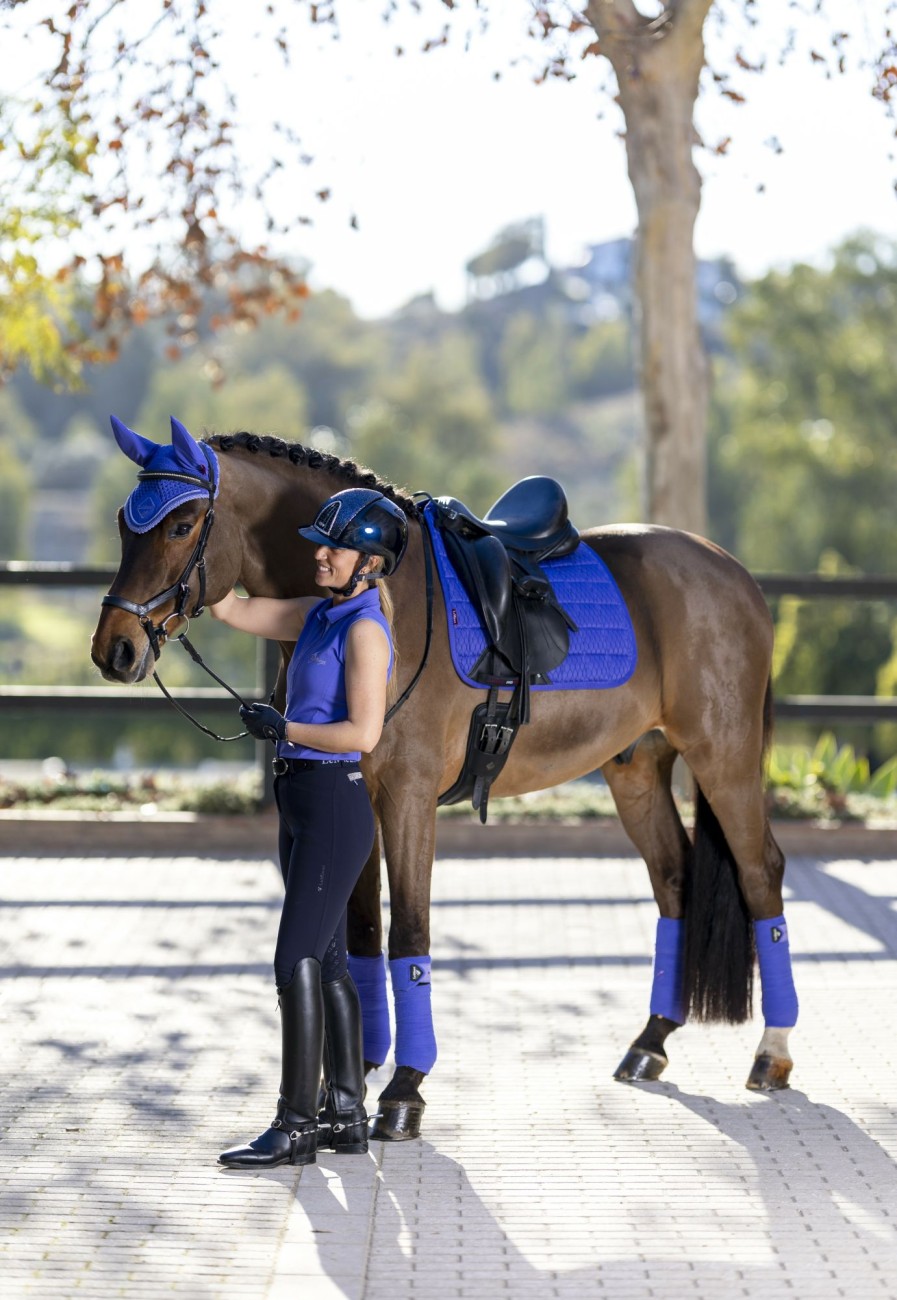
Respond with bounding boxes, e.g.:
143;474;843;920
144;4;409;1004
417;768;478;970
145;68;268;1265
586;2;712;534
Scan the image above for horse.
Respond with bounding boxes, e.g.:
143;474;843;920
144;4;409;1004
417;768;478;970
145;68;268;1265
91;428;798;1141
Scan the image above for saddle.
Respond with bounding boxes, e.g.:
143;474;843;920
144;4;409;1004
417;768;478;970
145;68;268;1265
430;476;580;821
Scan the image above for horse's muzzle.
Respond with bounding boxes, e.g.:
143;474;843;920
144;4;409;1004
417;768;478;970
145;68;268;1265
91;631;153;684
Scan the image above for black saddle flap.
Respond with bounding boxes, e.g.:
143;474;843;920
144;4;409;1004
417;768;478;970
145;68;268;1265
441;528;510;645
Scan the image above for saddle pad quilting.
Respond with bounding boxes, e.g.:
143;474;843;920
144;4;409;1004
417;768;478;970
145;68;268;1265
424;507;638;691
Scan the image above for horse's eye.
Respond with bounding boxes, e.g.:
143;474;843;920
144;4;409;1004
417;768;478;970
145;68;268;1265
169;521;193;539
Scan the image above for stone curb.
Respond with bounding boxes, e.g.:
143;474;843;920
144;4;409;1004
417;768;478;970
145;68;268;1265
0;809;893;858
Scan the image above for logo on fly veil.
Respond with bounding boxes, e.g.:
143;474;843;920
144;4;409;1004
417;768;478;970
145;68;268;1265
316;500;341;537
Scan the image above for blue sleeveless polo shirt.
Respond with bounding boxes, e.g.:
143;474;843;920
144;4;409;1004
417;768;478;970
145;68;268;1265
276;585;394;762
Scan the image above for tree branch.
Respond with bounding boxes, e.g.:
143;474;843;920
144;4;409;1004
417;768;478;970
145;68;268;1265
585;0;714;51
668;0;715;46
584;0;642;40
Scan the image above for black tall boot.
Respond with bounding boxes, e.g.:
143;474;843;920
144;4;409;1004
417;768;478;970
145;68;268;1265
219;957;324;1168
317;973;369;1155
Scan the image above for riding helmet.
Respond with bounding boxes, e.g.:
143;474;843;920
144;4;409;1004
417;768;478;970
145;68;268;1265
298;488;409;575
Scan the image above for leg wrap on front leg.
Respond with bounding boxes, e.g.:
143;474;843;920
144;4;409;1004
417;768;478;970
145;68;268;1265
754;915;799;1027
389;956;437;1074
649;917;686;1025
348;951;392;1067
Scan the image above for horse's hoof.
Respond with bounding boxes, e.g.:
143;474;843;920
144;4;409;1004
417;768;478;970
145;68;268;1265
613;1048;668;1083
369;1098;425;1142
746;1052;792;1091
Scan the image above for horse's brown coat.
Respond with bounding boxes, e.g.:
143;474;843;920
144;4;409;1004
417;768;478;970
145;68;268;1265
92;436;789;1102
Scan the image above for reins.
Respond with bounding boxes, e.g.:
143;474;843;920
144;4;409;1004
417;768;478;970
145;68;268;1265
152;630;252;743
384;508;434;725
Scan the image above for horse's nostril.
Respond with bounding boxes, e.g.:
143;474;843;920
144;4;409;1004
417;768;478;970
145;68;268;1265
111;638;136;674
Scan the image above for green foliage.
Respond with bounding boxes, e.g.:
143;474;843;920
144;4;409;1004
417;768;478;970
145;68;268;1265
500;311;570;416
224;290;385;431
568;318;635;402
710;233;897;573
135;360;308;442
0;97;92;383
348;332;504;510
767;732;897;807
89;458;135;563
770;552;894;699
0;444;31;559
708;234;897;731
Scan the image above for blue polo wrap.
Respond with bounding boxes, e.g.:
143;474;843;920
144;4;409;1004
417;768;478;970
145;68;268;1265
649;916;686;1024
390;955;437;1074
347;952;392;1067
754;914;799;1028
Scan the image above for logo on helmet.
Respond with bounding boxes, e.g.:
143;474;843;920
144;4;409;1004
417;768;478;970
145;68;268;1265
316;500;341;537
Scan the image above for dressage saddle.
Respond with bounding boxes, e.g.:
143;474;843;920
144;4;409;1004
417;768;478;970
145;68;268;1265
431;476;580;821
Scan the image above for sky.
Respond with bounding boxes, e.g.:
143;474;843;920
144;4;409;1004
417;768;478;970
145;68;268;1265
240;1;897;315
6;1;897;318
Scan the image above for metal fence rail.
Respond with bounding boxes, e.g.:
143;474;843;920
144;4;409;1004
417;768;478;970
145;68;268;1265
0;562;280;800
2;564;897;730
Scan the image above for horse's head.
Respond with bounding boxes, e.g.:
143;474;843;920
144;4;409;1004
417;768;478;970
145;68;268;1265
90;415;237;683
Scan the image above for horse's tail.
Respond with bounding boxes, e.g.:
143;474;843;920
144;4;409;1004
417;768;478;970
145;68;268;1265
681;788;754;1022
681;674;773;1023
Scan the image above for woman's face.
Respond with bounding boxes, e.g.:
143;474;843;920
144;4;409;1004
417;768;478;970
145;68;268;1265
314;543;367;593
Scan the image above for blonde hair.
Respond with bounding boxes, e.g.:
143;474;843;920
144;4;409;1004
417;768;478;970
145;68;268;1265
366;559;399;708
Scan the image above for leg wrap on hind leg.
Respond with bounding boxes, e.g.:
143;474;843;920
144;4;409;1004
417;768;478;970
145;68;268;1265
649;917;686;1025
347;952;391;1067
390;956;437;1074
754;915;799;1027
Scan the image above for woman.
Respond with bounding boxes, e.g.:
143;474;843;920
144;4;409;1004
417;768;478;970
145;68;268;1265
210;487;408;1169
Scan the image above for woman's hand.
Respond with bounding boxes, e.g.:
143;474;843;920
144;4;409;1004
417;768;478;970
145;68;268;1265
239;703;287;742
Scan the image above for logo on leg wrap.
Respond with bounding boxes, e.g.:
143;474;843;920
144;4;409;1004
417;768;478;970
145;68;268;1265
410;964;430;985
771;926;783;943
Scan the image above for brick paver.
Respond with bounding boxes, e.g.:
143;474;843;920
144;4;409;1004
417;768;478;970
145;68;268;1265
1;849;896;1299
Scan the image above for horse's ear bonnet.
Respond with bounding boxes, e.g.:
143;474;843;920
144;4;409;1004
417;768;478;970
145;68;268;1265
299;488;409;575
109;414;219;533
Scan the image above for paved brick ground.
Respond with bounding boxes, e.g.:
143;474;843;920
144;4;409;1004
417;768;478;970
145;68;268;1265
1;849;896;1299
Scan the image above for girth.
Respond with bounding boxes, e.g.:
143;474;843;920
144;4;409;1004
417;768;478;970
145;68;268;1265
431;476;581;822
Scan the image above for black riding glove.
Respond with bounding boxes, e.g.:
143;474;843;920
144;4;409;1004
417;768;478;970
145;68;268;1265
239;703;288;743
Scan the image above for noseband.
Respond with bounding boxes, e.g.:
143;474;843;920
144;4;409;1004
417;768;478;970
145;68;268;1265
101;452;217;660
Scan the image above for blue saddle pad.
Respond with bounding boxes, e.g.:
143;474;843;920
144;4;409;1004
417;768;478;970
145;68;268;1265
424;506;638;691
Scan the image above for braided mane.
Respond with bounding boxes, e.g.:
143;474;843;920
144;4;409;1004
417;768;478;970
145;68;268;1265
205;431;420;517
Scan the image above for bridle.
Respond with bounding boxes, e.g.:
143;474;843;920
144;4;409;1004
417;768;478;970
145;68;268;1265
101;454;435;741
101;447;251;741
102;448;217;660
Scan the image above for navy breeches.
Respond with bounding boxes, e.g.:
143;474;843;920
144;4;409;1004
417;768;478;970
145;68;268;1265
273;764;375;988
